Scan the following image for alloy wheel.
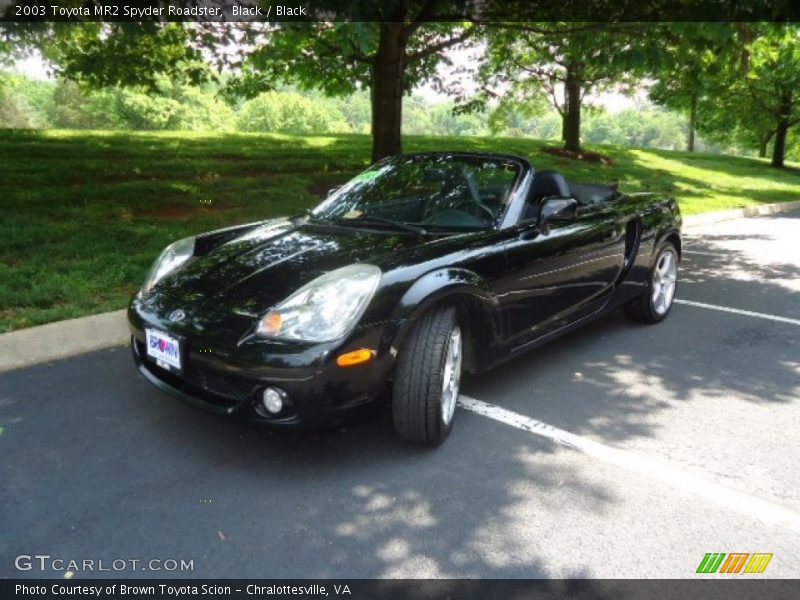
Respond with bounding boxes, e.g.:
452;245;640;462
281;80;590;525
651;249;678;316
440;326;462;426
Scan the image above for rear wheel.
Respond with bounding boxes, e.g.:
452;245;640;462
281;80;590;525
392;306;462;445
624;241;679;324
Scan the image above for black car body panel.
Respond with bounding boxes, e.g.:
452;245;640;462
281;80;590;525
129;152;681;429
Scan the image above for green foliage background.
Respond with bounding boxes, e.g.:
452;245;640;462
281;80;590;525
0;69;754;155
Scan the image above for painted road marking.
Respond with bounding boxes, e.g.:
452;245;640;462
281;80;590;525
682;249;727;257
674;299;800;326
458;396;800;534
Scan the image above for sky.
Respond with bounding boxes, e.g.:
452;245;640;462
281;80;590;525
15;54;50;79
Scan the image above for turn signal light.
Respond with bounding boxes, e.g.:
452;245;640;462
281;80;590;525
336;348;375;367
258;312;283;336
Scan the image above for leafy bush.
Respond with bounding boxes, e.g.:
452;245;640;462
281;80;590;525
583;109;688;150
238;91;348;134
114;86;235;131
47;81;122;129
0;86;39;127
5;69;772;155
0;72;51;128
404;97;489;137
0;73;236;131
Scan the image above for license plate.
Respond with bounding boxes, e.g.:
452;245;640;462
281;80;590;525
145;328;182;372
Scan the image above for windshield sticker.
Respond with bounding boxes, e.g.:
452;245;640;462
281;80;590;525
353;170;382;183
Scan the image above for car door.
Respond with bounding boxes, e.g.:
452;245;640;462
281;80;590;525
498;199;626;351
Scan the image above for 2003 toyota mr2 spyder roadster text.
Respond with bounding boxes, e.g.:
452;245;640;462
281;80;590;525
129;152;681;445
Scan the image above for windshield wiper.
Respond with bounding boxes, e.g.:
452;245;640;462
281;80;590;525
306;210;429;235
346;214;429;236
303;209;340;225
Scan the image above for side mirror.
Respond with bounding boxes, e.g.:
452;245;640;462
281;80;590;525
538;196;578;233
327;185;342;197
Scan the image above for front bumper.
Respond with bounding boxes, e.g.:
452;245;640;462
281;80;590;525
128;299;401;430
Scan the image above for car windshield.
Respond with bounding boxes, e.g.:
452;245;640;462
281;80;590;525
310;154;521;231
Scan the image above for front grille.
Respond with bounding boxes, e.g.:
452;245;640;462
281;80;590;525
185;365;256;402
135;339;257;407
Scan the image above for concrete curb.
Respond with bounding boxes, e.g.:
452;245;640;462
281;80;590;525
2;200;799;373
683;199;800;227
0;310;128;373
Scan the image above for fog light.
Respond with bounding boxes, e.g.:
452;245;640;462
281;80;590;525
262;387;284;414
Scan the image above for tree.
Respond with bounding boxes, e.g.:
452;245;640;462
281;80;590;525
678;23;800;165
478;23;651;152
694;83;778;158
648;23;736;152
3;3;477;162
235;6;476;161
740;24;800;168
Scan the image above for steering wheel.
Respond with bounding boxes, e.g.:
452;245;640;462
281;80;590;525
451;198;496;223
455;170;497;222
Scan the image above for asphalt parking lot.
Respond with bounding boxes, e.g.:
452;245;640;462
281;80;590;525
1;211;798;579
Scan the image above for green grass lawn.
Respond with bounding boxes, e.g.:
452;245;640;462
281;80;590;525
2;128;800;332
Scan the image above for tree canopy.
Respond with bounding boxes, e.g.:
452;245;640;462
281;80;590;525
2;11;800;166
650;22;800;167
2;2;480;161
477;23;656;152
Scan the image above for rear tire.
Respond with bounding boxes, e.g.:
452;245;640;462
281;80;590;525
392;306;462;446
624;241;679;324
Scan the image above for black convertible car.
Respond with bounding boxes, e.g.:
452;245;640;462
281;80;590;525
129;152;681;445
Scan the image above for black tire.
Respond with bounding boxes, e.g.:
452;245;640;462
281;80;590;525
624;241;679;324
392;306;462;446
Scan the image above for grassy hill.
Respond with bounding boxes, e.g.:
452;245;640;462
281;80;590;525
2;129;800;332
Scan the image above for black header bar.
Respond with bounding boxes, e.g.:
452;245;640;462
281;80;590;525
2;0;800;23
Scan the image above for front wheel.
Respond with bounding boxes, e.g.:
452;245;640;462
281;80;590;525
392;306;462;446
624;241;679;324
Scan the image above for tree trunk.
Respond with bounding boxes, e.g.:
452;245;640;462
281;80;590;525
771;91;792;169
772;118;789;168
370;23;406;163
687;93;697;152
758;128;776;158
563;67;581;153
758;136;768;158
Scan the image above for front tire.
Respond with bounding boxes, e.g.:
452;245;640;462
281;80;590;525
392;306;462;446
624;241;679;324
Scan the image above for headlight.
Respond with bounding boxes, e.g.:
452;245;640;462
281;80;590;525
256;264;381;342
142;237;195;293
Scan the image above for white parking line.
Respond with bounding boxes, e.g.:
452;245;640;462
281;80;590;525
682;249;727;257
458;396;800;533
674;299;800;326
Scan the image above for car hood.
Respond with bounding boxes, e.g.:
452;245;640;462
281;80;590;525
154;219;443;313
